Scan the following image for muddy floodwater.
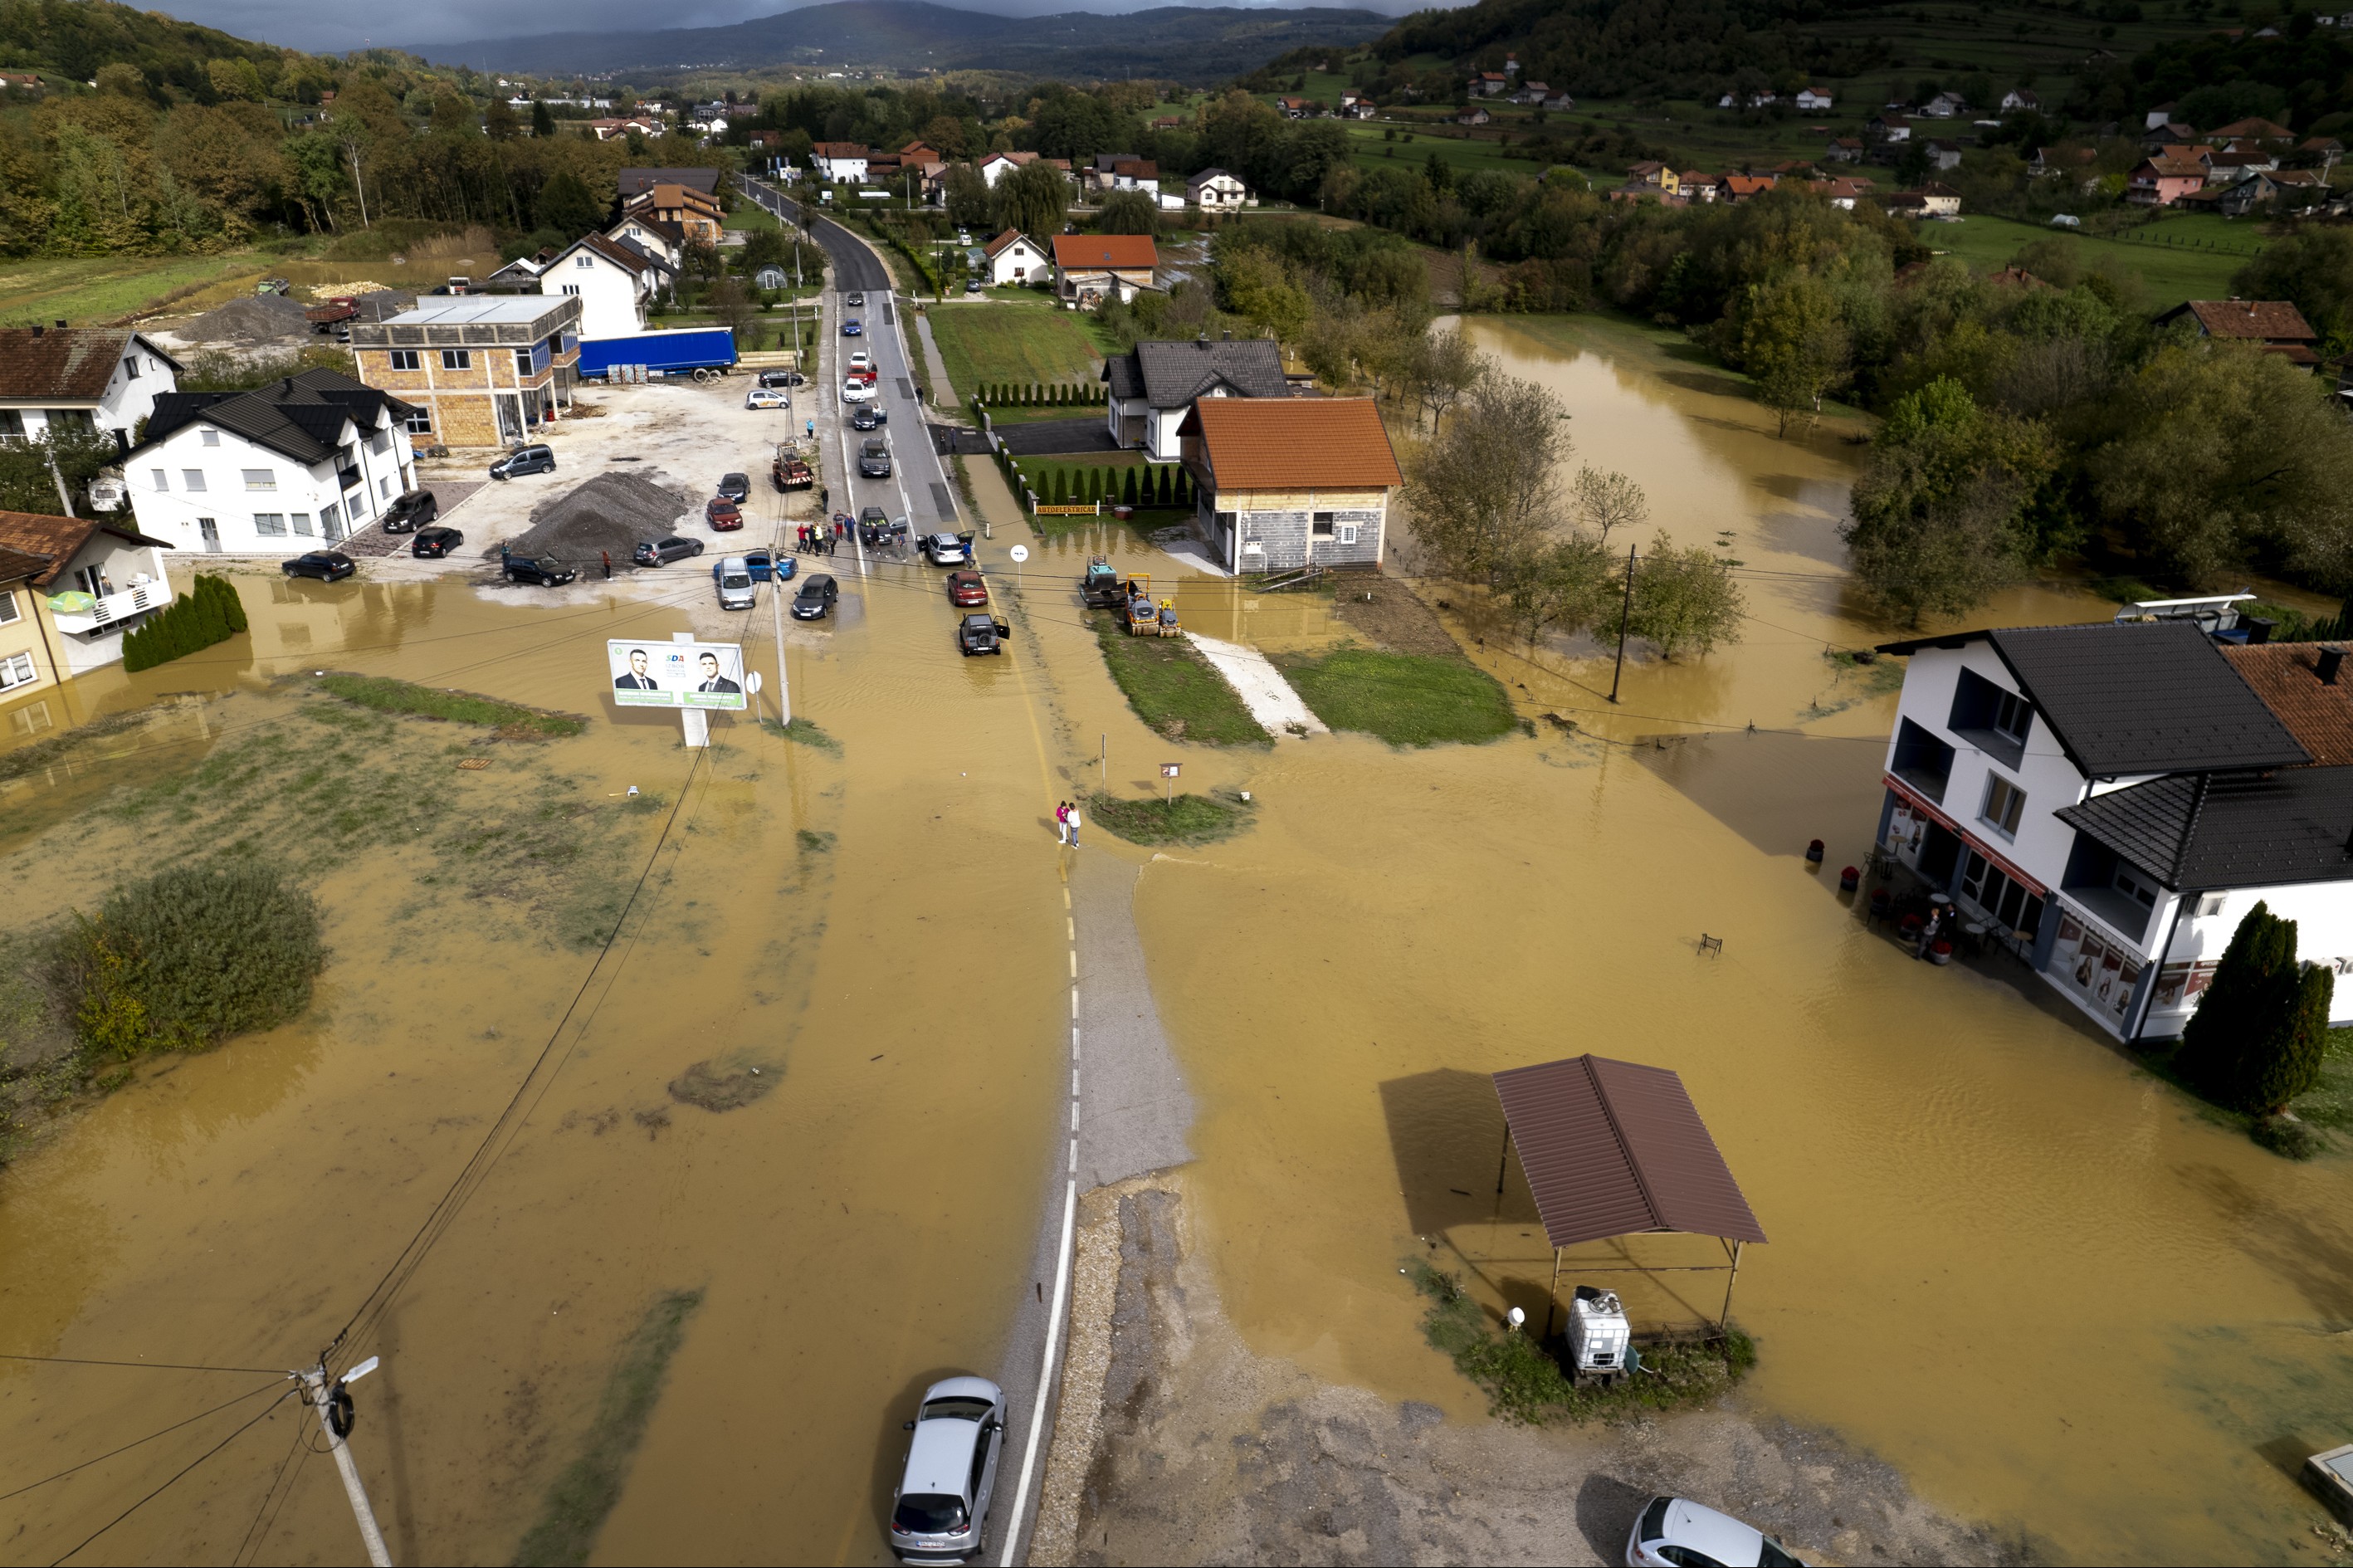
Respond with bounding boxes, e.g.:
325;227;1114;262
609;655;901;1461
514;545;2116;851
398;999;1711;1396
6;313;2353;1568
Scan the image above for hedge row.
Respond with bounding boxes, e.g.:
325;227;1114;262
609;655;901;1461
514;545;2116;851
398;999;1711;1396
1017;462;1195;510
975;381;1106;407
122;573;247;672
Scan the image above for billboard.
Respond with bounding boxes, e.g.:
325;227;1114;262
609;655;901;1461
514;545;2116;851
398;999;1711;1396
606;639;747;711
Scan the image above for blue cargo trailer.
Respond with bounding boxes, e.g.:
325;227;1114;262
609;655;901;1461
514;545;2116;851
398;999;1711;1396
578;328;739;382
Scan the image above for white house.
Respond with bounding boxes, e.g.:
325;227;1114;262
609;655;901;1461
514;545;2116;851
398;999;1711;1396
981;229;1051;287
1795;86;1834;110
2002;89;2040;113
124;369;421;556
606;214;686;272
1102;335;1289;461
1874;599;2353;1041
0;510;177;676
540;232;664;339
1186;168;1251;210
813;142;871;183
0;326;181;452
1922;91;1969;118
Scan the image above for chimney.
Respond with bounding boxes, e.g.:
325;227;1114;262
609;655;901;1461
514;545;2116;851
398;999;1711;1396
29;325;41;337
2319;644;2346;685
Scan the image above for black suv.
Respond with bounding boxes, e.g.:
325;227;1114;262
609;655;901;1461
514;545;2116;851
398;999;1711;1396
847;291;866;307
957;613;1011;656
858;439;891;478
504;555;577;587
632;536;705;566
791;574;838;620
380;489;438;532
410;525;464;559
489;443;554;480
282;550;355;582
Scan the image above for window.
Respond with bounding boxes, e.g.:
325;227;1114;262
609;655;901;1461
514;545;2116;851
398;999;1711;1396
242;469;276;491
183;469;207;492
575;252;594;267
515;349;535;376
2114;865;2159;912
0;589;17;625
1311;511;1335;538
151;468;168;490
199;427;219;446
368;428;389;453
379;476;391;497
0;651;35;691
403;409;432;435
562;284;582;296
291;513;314;536
319;502;339;531
0;410;21;440
442;349;471;370
253;513;287;535
1337;523;1360;545
1981;774;2026;838
1991;688;2032;744
2195;892;2227;917
389;349;421;372
122;357;139;379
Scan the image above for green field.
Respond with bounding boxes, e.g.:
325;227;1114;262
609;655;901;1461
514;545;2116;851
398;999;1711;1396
0;254;269;328
925;301;1105;398
1928;212;2253;310
727;198;783;232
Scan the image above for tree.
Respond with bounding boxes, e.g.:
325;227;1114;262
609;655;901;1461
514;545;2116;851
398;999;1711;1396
1218;247;1309;341
992;162;1069;245
1096;190;1159;236
710;278;758;346
1570;466;1648;545
485;98;520;143
1406;326;1483;429
1404;370;1570;584
738;225;789;276
2234;228;2353;359
1741;275;1851;436
943;163;991;230
1498;530;1614;644
1628;533;1745;659
2175;901;2331;1114
535;169;603;237
531;100;557;139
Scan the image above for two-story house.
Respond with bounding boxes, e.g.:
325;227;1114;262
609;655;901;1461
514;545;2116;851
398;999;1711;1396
813;143;871;184
607;214;686;274
1051;234;1157;310
1102;335;1288;461
1874;604;2353;1040
0;326;181;452
2129;155;2209;206
981;230;1051;287
539;233;666;341
125;369;421;553
349;296;583;448
1186;169;1251;210
1623;161;1682;196
1179;398;1401;574
622;183;723;244
0;510;177;675
619;167;719;202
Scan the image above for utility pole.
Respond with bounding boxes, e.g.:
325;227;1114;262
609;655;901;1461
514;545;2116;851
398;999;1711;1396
769;509;793;726
301;1357;392;1567
1608;544;1637;705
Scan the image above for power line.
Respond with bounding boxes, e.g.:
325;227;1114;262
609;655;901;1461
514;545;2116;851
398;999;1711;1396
0;1353;286;1375
47;1387;297;1566
0;1380;285;1505
231;1417;315;1568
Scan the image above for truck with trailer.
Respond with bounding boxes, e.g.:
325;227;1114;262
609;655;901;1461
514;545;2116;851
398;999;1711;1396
578;328;740;384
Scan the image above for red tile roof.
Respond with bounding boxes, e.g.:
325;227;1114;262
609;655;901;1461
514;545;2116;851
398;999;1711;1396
2224;644;2353;766
1184;397;1402;491
0;512;174;588
1051;234;1158;272
2177;299;2317;342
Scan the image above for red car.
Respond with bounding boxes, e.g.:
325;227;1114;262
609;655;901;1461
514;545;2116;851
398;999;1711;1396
945;569;988;607
705;496;744;530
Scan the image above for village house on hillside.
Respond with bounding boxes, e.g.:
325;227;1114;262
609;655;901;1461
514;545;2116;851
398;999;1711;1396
0;510;176;678
981;229;1050;287
1102;335;1288;461
1052;234;1157;310
0;326;181;452
622;183;722;243
1186;168;1251;210
813;143;871;183
2155;300;2321;364
1179;398;1403;574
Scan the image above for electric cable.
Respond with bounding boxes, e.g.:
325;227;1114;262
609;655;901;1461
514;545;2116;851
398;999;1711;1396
46;1386;297;1566
229;1416;313;1568
0;1352;286;1375
0;1379;286;1505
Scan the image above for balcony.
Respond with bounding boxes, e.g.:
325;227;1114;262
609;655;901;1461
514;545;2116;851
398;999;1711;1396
50;580;168;634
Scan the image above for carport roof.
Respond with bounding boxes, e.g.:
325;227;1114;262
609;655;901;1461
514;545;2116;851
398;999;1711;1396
1491;1055;1765;1249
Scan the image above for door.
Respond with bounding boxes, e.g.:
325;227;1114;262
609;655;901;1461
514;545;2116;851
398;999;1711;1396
198;517;220;553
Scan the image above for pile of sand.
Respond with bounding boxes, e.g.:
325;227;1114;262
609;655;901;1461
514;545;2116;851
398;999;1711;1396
499;471;696;565
179;294;311;344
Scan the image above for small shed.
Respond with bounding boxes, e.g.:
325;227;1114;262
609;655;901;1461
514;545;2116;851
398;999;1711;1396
753;265;788;291
1491;1054;1765;1331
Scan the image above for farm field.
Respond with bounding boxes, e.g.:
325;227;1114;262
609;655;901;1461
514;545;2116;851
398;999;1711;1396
1928;212;2253;309
0;253;270;329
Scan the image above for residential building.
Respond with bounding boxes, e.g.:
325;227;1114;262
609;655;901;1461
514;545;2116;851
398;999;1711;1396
622;183;723;242
1873;608;2353;1040
1924;139;1965;172
1051;234;1158;310
2127;155;2208;206
125;369;420;554
2001;89;2039;113
618;168;719;200
0;510;177;675
2208;116;2296;144
1102;335;1288;461
1178;398;1402;574
1922;91;1968;118
1186;168;1251;210
1722;173;1778;203
586;117;661;141
813;142;872;183
978;151;1044;187
2154;300;2321;365
607;213;686;271
540;232;666;339
1457;105;1492;127
1796;86;1835;110
1623;161;1680;196
1824;137;1866;164
1278;95;1312;118
1474;71;1509;96
2203;148;2277;183
2142;121;2200;151
1511;81;1550;106
2145;102;2179;129
1339;92;1375;118
981;229;1051;287
1914;180;1963;216
1807;176;1873;209
1867;114;1913;144
349;296;583;447
484;249;557;289
0;326;181;452
1541;90;1575;111
1106;158;1159;193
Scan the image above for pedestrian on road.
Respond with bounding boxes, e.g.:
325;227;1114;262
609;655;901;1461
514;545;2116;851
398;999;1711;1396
818;483;827;511
600;550;611;579
1054;801;1070;844
1065;803;1081;848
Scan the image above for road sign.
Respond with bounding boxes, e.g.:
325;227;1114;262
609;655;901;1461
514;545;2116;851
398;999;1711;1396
606;639;748;711
745;671;764;695
1009;545;1029;564
1159;763;1181;778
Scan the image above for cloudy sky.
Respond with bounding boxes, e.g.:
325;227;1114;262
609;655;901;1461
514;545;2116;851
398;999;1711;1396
170;0;1426;52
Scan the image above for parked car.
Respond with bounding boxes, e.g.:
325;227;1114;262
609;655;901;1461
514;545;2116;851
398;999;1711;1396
851;403;887;430
717;472;751;503
920;532;971;566
1627;1497;1804;1568
956;231;971;246
847;291;866;307
725;549;796;584
964;276;981;294
945;569;988;607
791;574;838;620
758;369;806;388
956;613;1011;657
503;554;576;587
842;318;863;336
746;386;792;410
859;438;892;478
847;349;875;378
488;443;555;480
281;550;355;582
715;557;757;611
842;378;876;403
380;489;439;533
705;497;744;530
888;1377;1005;1563
633;536;705;566
410;525;464;559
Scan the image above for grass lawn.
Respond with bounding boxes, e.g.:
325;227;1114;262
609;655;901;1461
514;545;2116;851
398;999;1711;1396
728;198;782;232
1086;789;1255;847
1928;213;2247;310
1273;647;1519;747
928;302;1106;399
1342;121;1546;179
1086;610;1267;746
316;673;586;737
0;253;268;328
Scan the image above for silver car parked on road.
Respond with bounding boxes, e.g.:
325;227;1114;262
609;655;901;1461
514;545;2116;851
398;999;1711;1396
889;1376;1005;1564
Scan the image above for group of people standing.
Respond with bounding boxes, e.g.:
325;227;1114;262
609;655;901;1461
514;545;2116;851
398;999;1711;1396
1055;800;1083;848
795;518;847;555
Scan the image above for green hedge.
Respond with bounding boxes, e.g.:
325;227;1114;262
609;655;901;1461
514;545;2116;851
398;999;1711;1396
122;574;247;673
979;379;1105;407
1013;460;1194;511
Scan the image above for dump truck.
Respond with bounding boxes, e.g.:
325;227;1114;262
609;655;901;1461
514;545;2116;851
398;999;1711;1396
305;297;359;331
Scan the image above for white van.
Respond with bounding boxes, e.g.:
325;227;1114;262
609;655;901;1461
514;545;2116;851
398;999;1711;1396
715;557;756;611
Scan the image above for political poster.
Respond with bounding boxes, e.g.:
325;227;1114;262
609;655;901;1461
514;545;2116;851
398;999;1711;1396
606;639;747;711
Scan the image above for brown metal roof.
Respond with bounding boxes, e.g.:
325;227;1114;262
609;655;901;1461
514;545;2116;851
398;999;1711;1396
1491;1055;1765;1248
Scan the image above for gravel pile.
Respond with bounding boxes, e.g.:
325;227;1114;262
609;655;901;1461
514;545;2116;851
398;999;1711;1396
179;294;312;344
500;471;696;565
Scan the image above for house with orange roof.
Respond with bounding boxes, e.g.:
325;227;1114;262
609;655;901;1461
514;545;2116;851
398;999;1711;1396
1721;173;1778;202
2128;155;2208;206
2155;300;2321;364
1051;233;1158;309
1177;398;1404;573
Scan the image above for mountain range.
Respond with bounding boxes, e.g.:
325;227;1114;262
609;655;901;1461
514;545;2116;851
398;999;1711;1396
417;1;1391;83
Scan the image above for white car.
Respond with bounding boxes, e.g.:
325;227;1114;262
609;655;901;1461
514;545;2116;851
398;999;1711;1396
841;378;876;403
847;349;874;375
1627;1497;1804;1568
889;1377;1004;1565
745;386;791;409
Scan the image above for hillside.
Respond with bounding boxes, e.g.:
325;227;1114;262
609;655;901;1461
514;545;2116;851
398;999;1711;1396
424;2;1391;85
0;0;288;89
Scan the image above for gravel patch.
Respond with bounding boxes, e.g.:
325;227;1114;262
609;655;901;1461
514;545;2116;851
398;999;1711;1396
178;294;311;345
498;471;698;567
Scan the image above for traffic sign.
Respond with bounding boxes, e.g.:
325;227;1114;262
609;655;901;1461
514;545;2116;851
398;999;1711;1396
1009;545;1029;564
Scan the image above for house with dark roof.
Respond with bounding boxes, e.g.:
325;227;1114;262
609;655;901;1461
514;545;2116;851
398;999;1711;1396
1101;335;1289;461
124;369;421;555
1873;602;2353;1038
2155;300;2321;365
618;167;720;199
1177;398;1402;573
0;510;178;677
0;326;181;452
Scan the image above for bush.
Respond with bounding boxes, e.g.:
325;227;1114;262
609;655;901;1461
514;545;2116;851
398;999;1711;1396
122;574;247;672
51;864;325;1059
2175;901;2331;1113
